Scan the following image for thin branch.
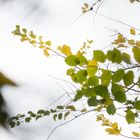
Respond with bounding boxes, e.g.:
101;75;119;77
120;134;140;139
89;10;140;31
124;65;140;70
46;93;66;109
46;74;78;90
46;110;94;140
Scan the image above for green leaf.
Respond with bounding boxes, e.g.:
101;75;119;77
25;117;32;123
87;97;100;106
123;71;134;86
45;110;50;116
126;110;135;124
58;113;63;120
106;48;122;63
94;85;109;98
111;84;126;103
65;55;78;66
122;52;131;64
37;110;45;114
36;115;42;120
101;70;112;86
28;111;36;118
74;90;84;101
64;111;70;119
84;87;96;97
88;76;99;86
9;121;16;128
65;105;76;111
16;121;20;126
67;68;74;76
107;104;116;115
87;67;97;77
57;106;64;110
50;109;56;113
134;101;140;110
53;114;57;121
77;55;87;66
112;69;124;82
94;50;106;63
76;70;87;83
132;47;140;63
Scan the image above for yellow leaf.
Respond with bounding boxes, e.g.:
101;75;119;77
128;39;135;45
44;48;50;57
39;45;45;49
88;60;98;67
45;41;52;46
57;45;72;56
105;127;121;135
132;132;140;137
111;122;118;129
130;28;136;35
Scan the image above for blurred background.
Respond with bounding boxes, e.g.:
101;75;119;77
0;0;140;140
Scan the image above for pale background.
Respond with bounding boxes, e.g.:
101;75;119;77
0;0;139;140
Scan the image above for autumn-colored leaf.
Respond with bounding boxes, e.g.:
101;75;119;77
130;28;136;35
58;44;72;56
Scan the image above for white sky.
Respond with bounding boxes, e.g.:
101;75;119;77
0;0;140;140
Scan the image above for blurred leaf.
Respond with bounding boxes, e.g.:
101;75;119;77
132;132;140;137
0;73;16;87
25;117;32;123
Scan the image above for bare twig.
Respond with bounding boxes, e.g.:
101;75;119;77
46;110;94;140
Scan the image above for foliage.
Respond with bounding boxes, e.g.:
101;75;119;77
5;0;140;139
9;24;140;139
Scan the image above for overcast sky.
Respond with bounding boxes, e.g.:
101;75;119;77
0;0;140;140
